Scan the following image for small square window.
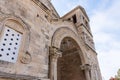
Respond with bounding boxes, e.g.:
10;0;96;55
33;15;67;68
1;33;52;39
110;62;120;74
0;27;22;63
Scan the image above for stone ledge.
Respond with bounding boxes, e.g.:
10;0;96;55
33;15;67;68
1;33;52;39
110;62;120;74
40;79;50;80
0;71;40;80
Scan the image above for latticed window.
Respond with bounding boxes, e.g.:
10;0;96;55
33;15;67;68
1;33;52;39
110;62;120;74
0;26;22;63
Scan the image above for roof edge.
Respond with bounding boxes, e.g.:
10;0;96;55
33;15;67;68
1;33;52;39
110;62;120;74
61;6;89;21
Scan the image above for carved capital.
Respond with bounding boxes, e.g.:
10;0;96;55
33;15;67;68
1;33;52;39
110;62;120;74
49;46;62;59
80;64;91;71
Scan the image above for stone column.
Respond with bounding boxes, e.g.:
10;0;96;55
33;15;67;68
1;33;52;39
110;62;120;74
49;46;62;80
80;64;91;80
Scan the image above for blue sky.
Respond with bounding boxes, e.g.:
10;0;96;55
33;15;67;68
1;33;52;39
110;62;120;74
51;0;120;80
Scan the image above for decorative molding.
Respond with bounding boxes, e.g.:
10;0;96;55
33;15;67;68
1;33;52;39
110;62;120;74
32;0;50;14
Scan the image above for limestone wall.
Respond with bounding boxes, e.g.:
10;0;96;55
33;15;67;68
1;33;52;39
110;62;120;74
0;0;52;79
0;0;102;80
0;0;80;79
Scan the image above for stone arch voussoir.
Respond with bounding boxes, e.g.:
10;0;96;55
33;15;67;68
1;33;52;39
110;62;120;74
51;27;86;64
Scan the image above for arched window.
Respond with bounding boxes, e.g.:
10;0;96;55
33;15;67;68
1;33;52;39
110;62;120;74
0;18;29;63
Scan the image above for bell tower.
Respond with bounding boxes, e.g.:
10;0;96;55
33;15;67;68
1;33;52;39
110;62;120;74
61;5;102;80
62;6;95;51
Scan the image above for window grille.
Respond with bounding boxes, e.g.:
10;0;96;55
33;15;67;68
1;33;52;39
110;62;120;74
0;27;22;63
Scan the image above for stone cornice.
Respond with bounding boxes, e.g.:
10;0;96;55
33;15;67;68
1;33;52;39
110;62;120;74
32;0;51;15
32;0;59;18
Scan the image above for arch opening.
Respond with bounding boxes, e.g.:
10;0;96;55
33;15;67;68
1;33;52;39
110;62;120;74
57;37;86;80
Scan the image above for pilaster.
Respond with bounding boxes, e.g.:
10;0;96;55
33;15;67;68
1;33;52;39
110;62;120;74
80;64;91;80
49;46;62;80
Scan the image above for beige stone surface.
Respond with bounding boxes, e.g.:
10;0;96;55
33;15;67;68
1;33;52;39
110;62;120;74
0;0;102;80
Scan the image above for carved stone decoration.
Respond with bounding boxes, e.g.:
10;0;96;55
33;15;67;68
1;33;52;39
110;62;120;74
20;51;32;64
49;46;62;59
80;64;91;71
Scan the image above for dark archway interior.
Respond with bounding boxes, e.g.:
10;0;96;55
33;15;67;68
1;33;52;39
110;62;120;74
57;37;86;80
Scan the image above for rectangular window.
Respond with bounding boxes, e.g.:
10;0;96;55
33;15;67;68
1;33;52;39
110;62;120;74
72;15;77;23
0;27;22;63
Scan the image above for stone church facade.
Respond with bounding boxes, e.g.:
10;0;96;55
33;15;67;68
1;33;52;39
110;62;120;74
0;0;102;80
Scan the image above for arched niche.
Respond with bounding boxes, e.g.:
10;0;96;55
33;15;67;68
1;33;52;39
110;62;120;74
0;17;30;63
50;27;88;80
51;27;86;63
57;37;86;80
